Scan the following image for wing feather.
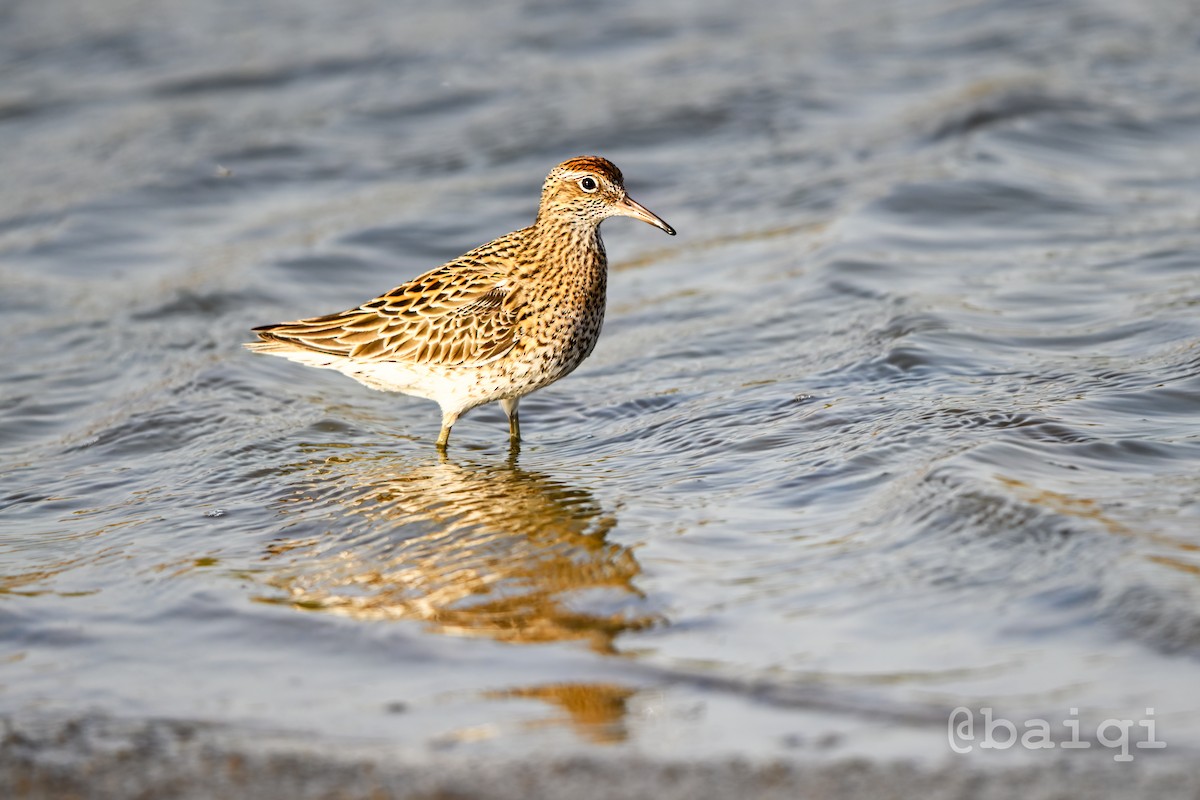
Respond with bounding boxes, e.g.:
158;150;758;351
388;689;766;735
251;258;524;368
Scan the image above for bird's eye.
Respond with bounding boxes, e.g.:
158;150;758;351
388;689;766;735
578;176;599;193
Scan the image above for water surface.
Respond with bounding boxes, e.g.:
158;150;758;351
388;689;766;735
3;0;1200;762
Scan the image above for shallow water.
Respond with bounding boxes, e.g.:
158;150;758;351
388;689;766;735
3;0;1200;762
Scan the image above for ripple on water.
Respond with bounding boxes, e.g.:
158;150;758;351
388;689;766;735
151;54;403;97
129;289;273;322
922;87;1096;144
869;176;1106;233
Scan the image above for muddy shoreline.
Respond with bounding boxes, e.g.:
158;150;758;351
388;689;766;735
6;714;1199;800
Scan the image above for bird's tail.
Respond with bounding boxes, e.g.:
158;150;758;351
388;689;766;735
243;337;344;369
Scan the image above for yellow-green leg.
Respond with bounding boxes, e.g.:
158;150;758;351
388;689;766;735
500;398;520;443
437;410;459;449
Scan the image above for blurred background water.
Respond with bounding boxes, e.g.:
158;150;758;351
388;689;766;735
2;0;1199;762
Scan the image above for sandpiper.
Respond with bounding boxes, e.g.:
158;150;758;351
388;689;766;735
246;156;675;448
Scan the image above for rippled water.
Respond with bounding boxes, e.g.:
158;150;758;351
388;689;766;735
3;0;1200;762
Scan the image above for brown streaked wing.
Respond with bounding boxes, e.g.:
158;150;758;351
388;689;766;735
253;266;523;367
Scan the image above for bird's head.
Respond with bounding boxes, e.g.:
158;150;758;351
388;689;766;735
537;156;675;235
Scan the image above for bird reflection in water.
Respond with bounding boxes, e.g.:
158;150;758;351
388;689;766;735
260;448;659;655
484;682;637;745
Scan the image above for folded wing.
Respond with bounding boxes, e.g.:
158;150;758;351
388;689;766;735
250;266;523;368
